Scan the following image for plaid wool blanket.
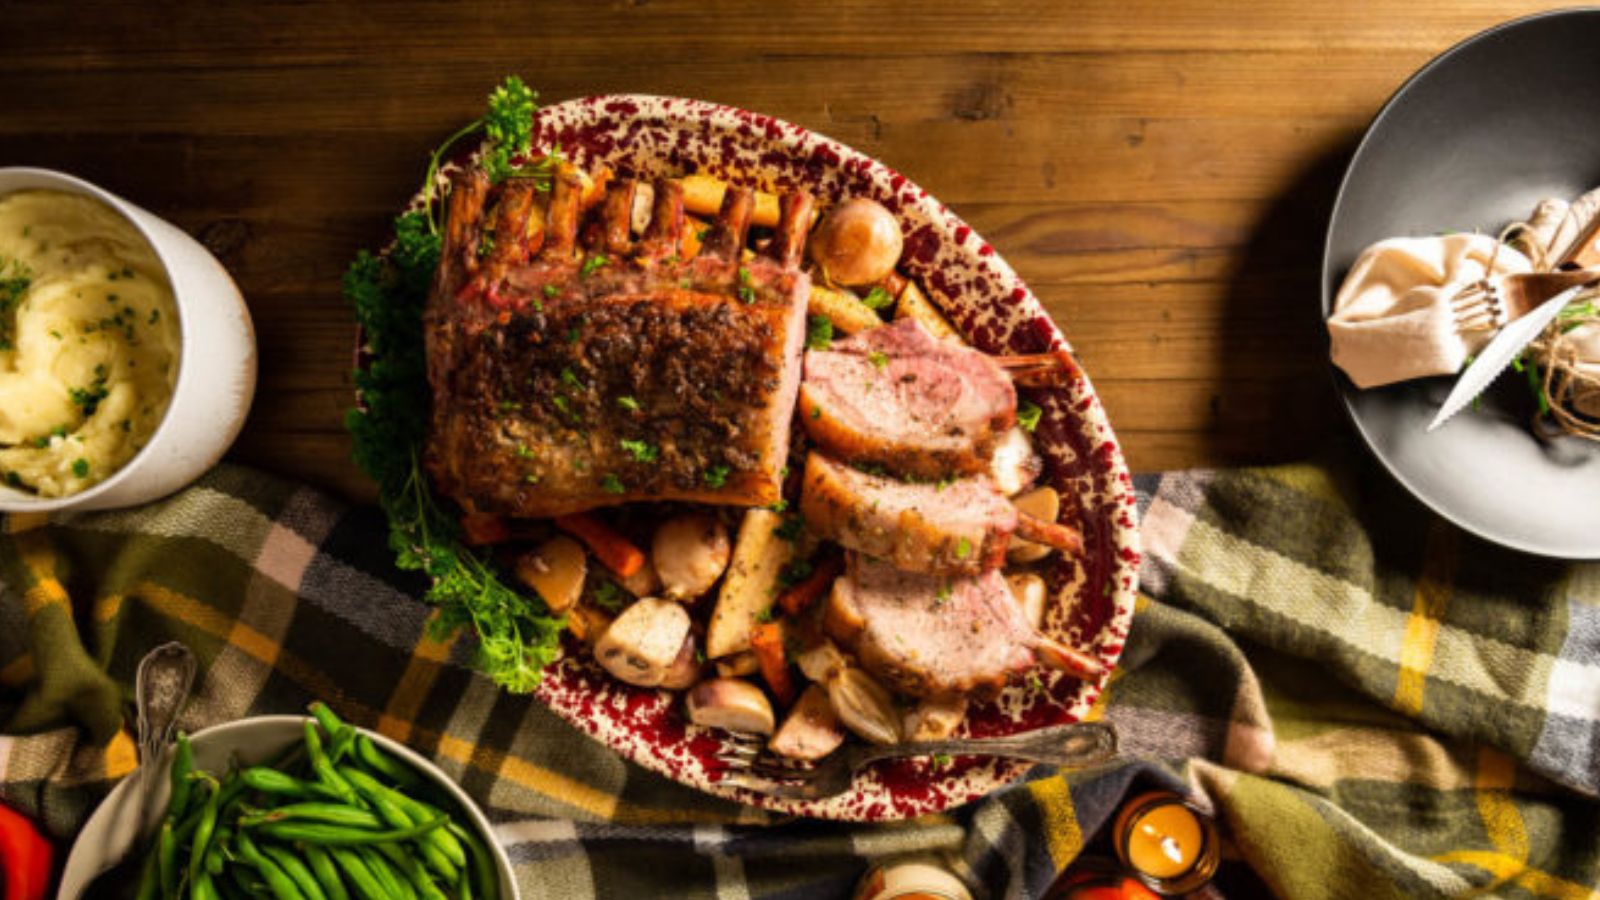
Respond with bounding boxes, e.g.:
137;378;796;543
2;450;1597;899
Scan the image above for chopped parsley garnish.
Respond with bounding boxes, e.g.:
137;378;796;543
861;285;895;311
71;458;90;478
696;226;712;242
702;465;731;489
805;315;833;351
69;365;110;417
515;444;534;459
867;350;889;369
756;606;777;624
591;580;625;612
1027;672;1045;692
773;515;805;542
560;368;583;389
580;254;609;278
477;232;496;258
566;324;582;343
810;406;822;420
619;438;658;462
1017;400;1042;433
931;753;952;770
935;476;955;492
736;267;756;303
0;259;27;353
600;473;626;493
935;582;952;604
768;499;788;513
616;395;640;412
777;559;814;591
954;537;972;560
543;284;560;299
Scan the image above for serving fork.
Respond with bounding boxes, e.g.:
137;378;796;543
1452;268;1600;335
715;721;1118;801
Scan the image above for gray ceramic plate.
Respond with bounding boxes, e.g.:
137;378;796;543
1323;9;1600;560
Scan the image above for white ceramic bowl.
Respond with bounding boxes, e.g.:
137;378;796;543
0;168;256;512
57;715;520;900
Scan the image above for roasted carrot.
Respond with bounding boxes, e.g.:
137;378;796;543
555;513;646;578
775;556;843;617
749;621;796;706
459;512;510;546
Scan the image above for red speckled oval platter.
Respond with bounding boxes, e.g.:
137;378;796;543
495;95;1141;822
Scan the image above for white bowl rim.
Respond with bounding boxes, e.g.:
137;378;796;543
0;166;191;513
61;714;520;900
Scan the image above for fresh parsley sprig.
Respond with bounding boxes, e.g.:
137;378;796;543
346;76;566;693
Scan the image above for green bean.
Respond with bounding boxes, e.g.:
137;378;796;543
447;822;499;900
240;802;385;830
357;848;415;900
135;843;161;900
169;733;197;819
226;863;273;900
193;869;221;900
159;820;180;897
262;845;330;900
236;831;306;900
304;721;362;806
454;870;472;900
303;845;351;900
188;779;225;892
352;736;421;790
256;815;445;846
328;847;392;900
309;703;358;765
206;842;227;876
240;767;341;800
374;845;448;900
338;767;456;883
383;793;465;871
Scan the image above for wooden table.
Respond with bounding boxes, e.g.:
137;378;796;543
3;1;1568;502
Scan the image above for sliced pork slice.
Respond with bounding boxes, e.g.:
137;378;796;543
800;452;1014;576
799;318;1016;480
826;554;1104;698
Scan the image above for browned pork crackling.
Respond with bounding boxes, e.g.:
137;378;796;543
424;166;815;517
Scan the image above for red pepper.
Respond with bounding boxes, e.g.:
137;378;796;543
0;801;53;900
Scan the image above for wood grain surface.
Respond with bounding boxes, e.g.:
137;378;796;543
0;1;1570;501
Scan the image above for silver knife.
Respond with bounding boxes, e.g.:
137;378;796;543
1427;284;1587;432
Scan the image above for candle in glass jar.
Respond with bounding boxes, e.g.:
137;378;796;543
1124;802;1203;878
1111;791;1220;893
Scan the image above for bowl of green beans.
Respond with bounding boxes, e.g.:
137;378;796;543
58;704;518;900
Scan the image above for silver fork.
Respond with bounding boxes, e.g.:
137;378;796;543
715;722;1118;801
1453;269;1600;334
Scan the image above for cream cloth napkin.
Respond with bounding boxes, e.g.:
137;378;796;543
1329;234;1532;388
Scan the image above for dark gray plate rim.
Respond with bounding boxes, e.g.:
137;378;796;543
1321;7;1600;560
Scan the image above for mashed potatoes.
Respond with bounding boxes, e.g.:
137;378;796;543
0;190;179;497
